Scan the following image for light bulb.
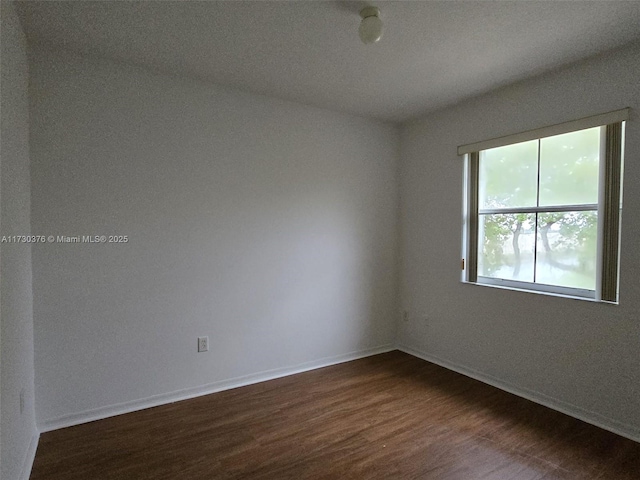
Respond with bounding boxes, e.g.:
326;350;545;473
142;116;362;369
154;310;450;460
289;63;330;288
359;7;383;44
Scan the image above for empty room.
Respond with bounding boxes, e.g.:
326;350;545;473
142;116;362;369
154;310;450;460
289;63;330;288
2;1;640;479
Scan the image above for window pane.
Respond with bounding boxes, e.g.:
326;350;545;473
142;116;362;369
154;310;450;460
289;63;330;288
479;213;535;282
479;140;538;209
539;127;600;207
535;211;597;290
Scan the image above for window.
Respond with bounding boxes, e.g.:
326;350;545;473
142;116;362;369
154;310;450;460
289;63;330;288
460;109;628;302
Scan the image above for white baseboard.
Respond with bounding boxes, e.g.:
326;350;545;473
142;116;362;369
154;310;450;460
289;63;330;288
20;432;40;480
398;344;640;444
39;344;395;433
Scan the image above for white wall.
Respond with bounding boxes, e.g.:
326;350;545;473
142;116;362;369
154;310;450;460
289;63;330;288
398;42;640;440
1;2;39;479
29;49;400;428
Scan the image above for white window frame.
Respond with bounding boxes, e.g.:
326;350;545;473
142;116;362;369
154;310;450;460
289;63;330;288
459;108;628;303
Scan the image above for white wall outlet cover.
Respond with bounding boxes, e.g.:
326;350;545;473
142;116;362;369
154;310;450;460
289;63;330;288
198;336;209;352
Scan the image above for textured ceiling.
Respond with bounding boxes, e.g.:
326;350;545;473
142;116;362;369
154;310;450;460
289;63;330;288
16;0;640;123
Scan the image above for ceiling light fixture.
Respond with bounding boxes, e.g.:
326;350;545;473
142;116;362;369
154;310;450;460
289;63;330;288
359;6;383;44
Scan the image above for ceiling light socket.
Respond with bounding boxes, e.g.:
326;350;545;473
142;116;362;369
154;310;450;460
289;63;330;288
360;6;380;19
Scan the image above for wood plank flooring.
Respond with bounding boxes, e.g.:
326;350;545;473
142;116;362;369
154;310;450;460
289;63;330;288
30;351;640;479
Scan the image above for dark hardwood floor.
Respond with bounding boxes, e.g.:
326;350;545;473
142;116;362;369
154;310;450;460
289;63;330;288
30;351;640;479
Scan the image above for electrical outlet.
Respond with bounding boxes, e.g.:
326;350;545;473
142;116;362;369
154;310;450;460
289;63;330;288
198;336;209;352
20;389;25;415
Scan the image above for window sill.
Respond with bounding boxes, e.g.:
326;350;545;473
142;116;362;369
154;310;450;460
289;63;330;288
461;279;618;305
